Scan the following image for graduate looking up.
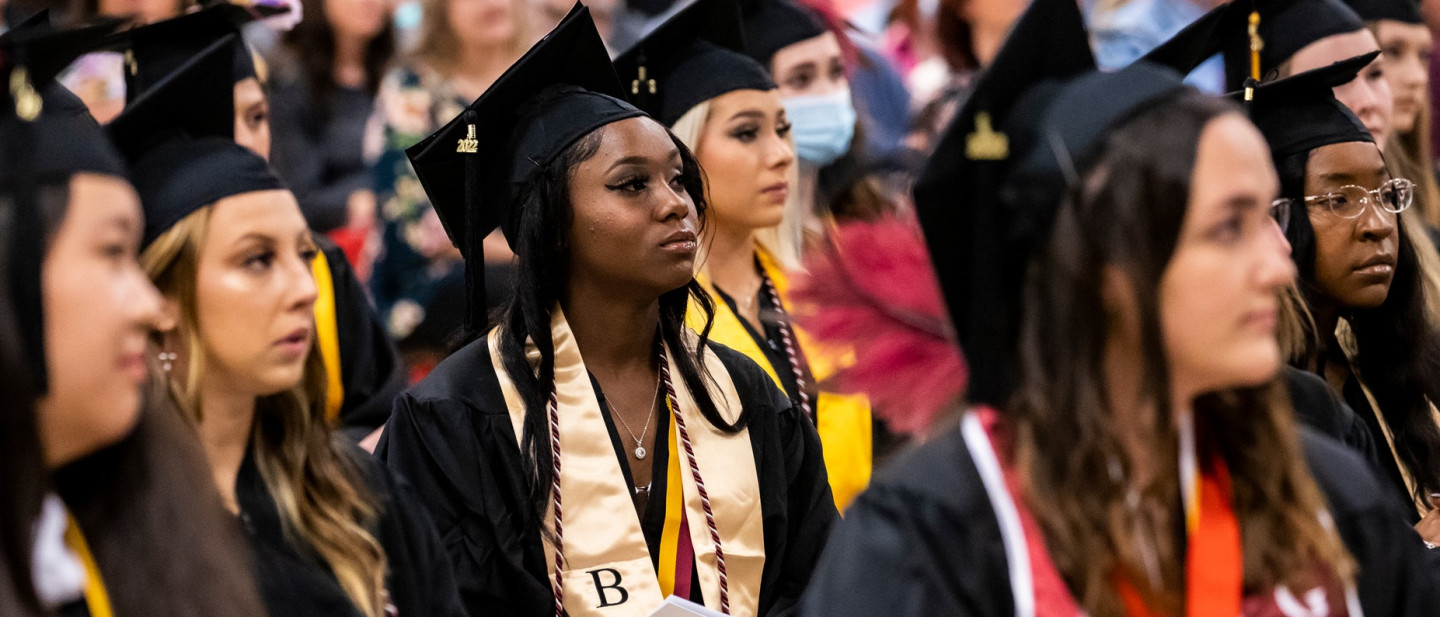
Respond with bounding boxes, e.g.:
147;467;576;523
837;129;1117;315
612;0;873;512
804;0;1438;614
106;35;465;617
379;6;837;616
0;21;264;617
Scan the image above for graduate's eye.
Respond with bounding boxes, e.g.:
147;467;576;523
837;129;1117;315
243;250;277;271
668;169;686;190
1365;64;1385;83
100;240;129;262
299;245;320;262
1209;214;1245;244
829;59;845;82
606;175;650;193
785;67;815;91
776;121;793;139
731;125;761;143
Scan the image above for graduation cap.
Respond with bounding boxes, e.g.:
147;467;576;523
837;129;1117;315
740;0;827;69
612;0;775;126
1241;50;1375;164
911;0;1095;406
98;1;288;101
404;4;645;331
0;19;128;392
1344;0;1422;23
1141;0;1365;92
107;33;283;249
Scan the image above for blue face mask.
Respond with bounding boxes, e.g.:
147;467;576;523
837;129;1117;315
783;89;857;166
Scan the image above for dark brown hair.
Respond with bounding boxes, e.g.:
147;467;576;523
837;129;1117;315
281;0;396;113
1012;91;1354;616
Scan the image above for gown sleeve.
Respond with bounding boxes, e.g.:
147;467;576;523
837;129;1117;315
377;354;554;617
371;464;469;617
765;383;839;617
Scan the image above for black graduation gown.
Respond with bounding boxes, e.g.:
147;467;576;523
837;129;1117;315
236;443;466;617
1284;366;1382;473
317;238;408;441
799;424;1439;617
1339;376;1423;523
376;337;838;617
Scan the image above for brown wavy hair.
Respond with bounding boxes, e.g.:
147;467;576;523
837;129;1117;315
1010;91;1354;617
140;206;389;617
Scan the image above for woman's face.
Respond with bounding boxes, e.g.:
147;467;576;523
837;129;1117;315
36;173;162;466
448;0;517;50
1304;141;1398;311
235;78;271;160
189;190;318;397
1158;115;1295;395
326;0;389;41
1289;29;1394;147
1377;20;1433;135
694;89;794;231
568;117;699;298
771;31;848;98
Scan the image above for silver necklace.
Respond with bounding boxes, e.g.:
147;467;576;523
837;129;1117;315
611;379;662;460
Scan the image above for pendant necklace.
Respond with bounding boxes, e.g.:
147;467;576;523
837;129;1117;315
611;378;662;460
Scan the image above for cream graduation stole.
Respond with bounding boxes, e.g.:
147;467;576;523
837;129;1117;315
488;308;765;617
691;247;873;511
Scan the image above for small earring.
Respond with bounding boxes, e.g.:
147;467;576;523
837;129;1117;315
158;351;177;373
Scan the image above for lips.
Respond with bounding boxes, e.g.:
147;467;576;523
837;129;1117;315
660;228;697;250
1354;253;1397;276
760;181;789;200
275;328;310;347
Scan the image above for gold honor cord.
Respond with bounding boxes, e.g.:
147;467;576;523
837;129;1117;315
312;252;344;422
1246;10;1263;102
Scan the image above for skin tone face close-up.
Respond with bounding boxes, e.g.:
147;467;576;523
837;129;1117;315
1288;29;1395;148
568;118;700;298
175;190;319;398
449;0;517;49
1377;20;1433;135
694;89;795;231
235;78;272;160
1305;141;1398;311
96;0;182;22
326;0;390;42
36;173;163;467
771;31;848;98
1156;114;1295;397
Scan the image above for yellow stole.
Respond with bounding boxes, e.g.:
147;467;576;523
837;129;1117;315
63;516;114;617
691;248;872;511
311;252;344;423
488;308;765;616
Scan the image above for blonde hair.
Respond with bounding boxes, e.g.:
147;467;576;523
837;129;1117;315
411;0;530;76
140;207;389;617
672;98;805;271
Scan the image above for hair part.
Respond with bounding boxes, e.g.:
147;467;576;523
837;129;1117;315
1013;91;1355;617
140;206;389;617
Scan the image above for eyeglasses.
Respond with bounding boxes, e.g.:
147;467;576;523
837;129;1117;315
1272;178;1415;223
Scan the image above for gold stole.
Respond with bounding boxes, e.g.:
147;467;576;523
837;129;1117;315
1336;319;1440;518
488;308;765;616
311;252;344;423
63;516;115;617
691;248;872;511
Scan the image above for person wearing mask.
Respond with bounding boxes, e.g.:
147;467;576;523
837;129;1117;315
613;0;874;511
379;8;837;615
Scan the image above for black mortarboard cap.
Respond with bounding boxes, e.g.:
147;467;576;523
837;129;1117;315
741;0;828;69
98;2;288;101
613;0;776;126
1344;0;1423;23
0;18;128;392
108;34;283;248
1241;51;1375;162
911;0;1095;406
1142;0;1365;91
405;4;645;331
